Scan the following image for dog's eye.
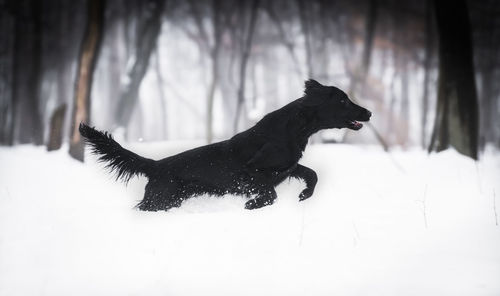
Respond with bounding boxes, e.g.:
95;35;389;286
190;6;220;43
340;99;347;105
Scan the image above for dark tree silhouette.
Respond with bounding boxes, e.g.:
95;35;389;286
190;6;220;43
47;104;67;151
0;2;15;145
0;0;498;152
471;0;500;148
297;0;314;77
12;0;44;145
187;0;226;143
421;0;434;148
154;49;168;139
115;0;166;133
349;0;378;96
69;0;106;161
234;0;260;133
264;1;303;78
429;0;479;159
361;0;378;84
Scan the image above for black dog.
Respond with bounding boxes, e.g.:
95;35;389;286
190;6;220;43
80;79;371;211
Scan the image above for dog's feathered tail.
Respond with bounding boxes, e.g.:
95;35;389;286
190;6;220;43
79;123;156;182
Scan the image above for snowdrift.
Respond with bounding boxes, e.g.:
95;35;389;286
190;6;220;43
1;143;499;295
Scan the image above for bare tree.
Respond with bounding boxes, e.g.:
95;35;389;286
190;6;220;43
429;0;479;159
400;54;410;146
471;0;500;148
0;2;15;145
264;1;303;78
11;0;44;145
206;0;222;143
187;0;225;143
47;104;67;151
349;0;378;96
154;49;168;139
50;0;72;150
69;0;105;161
233;0;260;133
421;0;434;148
115;0;166;133
296;0;314;78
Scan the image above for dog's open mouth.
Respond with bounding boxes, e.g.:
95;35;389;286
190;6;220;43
346;120;363;130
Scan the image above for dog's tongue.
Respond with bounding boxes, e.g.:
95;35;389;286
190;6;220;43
351;120;362;129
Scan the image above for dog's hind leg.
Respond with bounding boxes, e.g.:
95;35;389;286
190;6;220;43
137;179;183;211
136;181;163;211
244;187;277;210
290;164;318;201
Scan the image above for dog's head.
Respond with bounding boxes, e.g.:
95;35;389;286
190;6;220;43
301;79;372;130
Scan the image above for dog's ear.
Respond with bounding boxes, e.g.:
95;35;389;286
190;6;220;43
303;79;327;106
304;79;322;91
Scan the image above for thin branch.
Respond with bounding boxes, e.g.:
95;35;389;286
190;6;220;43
186;0;211;53
350;95;390;152
416;184;429;229
494;189;498;226
475;162;483;195
299;202;306;246
163;80;203;119
352;221;360;248
366;122;389;152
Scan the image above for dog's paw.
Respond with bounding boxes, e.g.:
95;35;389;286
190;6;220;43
299;188;314;201
245;197;273;210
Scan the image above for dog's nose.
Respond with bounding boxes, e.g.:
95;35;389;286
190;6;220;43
367;111;372;118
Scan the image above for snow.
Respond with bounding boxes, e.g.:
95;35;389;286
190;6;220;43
1;143;499;295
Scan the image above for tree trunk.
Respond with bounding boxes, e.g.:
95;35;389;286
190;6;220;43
421;0;434;148
361;0;378;78
55;0;71;145
115;0;165;131
400;56;410;146
155;49;168;139
47;104;67;151
11;0;44;145
428;0;479;159
479;68;495;148
349;0;378;96
345;0;385;148
233;0;260;133
206;57;219;143
69;0;105;161
0;5;15;145
297;0;314;78
205;0;222;143
265;2;303;78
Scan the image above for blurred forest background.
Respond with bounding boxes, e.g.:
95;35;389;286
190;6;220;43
0;0;499;161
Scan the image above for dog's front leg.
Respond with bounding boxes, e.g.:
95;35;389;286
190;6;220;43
245;188;277;210
290;164;317;201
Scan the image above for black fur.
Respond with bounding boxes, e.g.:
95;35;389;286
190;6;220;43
80;80;371;211
79;125;156;183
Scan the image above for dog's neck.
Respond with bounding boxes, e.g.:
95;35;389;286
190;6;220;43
286;105;321;157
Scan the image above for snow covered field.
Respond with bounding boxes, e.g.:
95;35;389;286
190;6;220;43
1;143;499;296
